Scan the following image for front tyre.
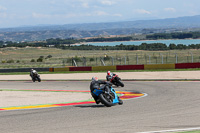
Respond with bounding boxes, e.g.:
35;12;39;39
32;78;35;82
37;77;41;82
99;93;113;107
118;97;123;105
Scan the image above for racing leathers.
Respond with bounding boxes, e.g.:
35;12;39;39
30;70;38;79
106;73;116;82
90;80;110;104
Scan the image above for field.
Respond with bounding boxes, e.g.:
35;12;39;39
1;47;200;68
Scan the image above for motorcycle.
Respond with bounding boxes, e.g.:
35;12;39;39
31;73;41;82
110;74;124;87
92;84;123;107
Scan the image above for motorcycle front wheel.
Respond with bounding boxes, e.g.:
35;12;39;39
32;78;35;82
37;77;41;82
99;93;113;107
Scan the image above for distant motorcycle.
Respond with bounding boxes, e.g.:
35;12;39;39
110;74;124;87
31;73;41;82
92;83;123;107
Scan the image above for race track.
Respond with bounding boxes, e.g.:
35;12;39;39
0;81;200;133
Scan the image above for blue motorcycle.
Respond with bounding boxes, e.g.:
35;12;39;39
92;84;123;107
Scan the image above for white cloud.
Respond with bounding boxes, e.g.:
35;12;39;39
0;13;7;17
164;8;176;12
101;0;115;5
82;2;89;8
135;9;151;14
113;13;122;17
95;11;109;16
32;12;51;18
32;12;92;19
0;6;7;11
50;0;56;4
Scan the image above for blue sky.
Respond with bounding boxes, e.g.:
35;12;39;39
0;0;200;28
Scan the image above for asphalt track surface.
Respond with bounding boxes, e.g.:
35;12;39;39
0;81;200;133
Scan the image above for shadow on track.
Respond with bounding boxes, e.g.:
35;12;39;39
75;104;105;108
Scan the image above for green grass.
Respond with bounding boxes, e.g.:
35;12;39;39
174;130;200;133
0;47;200;68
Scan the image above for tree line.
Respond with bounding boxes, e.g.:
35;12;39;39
146;32;200;39
1;41;200;51
57;43;200;51
0;37;133;47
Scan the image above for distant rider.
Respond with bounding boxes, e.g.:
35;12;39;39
90;76;111;104
30;69;38;78
106;71;116;81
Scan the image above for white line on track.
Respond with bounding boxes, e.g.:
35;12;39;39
124;93;148;101
137;127;200;133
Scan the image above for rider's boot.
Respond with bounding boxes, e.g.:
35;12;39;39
95;99;100;104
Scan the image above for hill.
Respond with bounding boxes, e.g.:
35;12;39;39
1;15;200;42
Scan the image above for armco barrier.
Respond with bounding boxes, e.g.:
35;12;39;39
49;68;54;72
54;67;69;72
48;62;200;72
69;66;92;71
2;62;200;73
0;68;49;73
117;65;144;70
144;64;175;70
175;62;200;69
92;66;116;71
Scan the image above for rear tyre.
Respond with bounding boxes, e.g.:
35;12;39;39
118;80;124;87
99;93;113;107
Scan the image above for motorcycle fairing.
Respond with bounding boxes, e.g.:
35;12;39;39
110;88;119;104
93;89;103;96
93;87;119;104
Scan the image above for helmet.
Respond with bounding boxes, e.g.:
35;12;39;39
92;76;98;81
32;70;37;74
31;69;34;71
107;71;111;76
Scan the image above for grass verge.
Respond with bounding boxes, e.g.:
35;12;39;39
174;131;200;133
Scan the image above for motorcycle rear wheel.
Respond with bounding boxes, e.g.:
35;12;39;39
118;80;124;87
99;93;113;107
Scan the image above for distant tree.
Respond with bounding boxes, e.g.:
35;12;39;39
6;59;14;63
169;43;176;50
30;59;35;62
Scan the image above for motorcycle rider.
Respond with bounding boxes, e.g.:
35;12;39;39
106;71;116;81
30;69;38;79
90;76;123;105
90;76;111;104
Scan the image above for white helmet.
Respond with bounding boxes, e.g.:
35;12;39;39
32;70;37;74
107;71;111;76
92;76;98;81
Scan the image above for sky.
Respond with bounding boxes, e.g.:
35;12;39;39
0;0;200;28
